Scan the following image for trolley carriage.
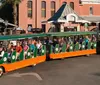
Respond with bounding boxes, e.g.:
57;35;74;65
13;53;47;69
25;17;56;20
0;33;47;76
47;32;97;59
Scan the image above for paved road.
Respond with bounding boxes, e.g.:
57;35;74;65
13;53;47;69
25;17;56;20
1;55;100;85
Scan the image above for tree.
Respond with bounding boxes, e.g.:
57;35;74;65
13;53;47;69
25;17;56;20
0;0;5;3
6;0;21;25
0;0;5;7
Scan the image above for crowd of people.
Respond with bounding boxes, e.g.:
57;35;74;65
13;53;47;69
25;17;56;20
0;39;42;60
0;35;96;61
47;35;96;52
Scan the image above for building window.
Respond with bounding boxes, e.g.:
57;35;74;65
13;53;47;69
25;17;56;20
41;1;46;18
27;1;32;18
70;2;74;10
42;24;46;32
90;6;93;15
51;1;56;16
79;0;82;4
63;2;67;4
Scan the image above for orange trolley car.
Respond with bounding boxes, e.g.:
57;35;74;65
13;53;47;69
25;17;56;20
0;33;47;76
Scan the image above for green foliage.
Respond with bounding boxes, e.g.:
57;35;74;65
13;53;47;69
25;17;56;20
0;0;5;8
0;0;5;3
3;0;22;25
6;0;21;5
0;3;13;23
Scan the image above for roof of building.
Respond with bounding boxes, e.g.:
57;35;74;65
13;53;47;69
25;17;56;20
47;3;84;23
81;16;100;22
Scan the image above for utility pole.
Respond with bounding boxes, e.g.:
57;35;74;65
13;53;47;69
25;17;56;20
96;22;99;41
35;0;37;28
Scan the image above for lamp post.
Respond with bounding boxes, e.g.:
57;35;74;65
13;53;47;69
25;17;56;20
4;20;8;35
96;22;100;54
96;22;99;41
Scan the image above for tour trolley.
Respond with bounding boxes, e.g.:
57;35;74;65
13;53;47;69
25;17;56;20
0;31;97;77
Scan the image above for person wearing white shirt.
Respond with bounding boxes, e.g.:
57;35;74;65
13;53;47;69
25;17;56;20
0;50;4;59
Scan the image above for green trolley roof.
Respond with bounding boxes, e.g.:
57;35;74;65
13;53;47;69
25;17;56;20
0;32;97;41
47;32;97;37
0;33;47;41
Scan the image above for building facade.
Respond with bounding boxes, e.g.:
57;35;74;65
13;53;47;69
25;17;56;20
60;0;100;15
19;0;60;32
18;0;100;32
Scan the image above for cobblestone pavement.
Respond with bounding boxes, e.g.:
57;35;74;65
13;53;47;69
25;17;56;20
0;55;100;85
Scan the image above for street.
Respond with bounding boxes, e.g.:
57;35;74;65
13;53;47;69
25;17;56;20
0;55;100;85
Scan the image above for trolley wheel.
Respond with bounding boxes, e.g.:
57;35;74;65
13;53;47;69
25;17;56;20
31;64;36;67
86;54;90;57
0;67;4;77
29;64;36;67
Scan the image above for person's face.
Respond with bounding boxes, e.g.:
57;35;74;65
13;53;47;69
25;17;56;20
28;40;31;44
17;43;20;46
33;40;35;43
86;36;88;38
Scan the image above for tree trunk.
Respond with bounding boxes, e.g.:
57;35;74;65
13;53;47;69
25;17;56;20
13;4;17;25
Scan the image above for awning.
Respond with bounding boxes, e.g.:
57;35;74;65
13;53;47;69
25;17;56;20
47;3;86;23
0;18;17;27
6;22;17;27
